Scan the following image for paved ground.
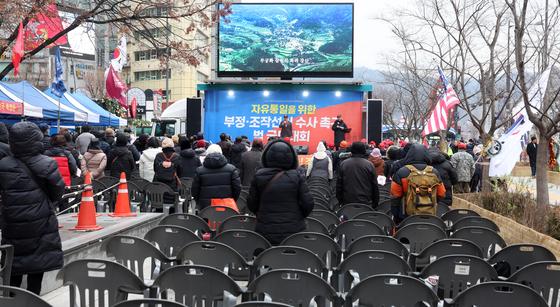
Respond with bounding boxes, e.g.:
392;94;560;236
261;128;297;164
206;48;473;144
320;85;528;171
509;176;560;205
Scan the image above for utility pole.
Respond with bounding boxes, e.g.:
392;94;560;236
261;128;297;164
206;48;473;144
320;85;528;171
165;1;170;107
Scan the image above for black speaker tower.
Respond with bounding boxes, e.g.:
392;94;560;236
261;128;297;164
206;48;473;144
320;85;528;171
367;99;383;144
186;98;202;137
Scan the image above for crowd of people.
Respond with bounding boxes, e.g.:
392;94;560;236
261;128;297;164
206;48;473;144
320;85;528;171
0;121;487;295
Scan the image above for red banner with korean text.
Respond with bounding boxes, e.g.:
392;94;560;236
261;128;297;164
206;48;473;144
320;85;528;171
0;100;24;115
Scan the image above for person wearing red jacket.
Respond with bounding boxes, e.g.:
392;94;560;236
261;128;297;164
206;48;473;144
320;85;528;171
44;134;77;186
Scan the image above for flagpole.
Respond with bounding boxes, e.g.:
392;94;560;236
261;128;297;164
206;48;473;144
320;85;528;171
57;97;61;132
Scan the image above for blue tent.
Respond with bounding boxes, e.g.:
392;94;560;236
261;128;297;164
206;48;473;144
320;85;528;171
0;81;87;122
44;89;108;126
69;92;127;127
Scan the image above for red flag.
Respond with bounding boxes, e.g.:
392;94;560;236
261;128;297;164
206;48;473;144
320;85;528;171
12;22;25;77
105;65;128;108
129;97;137;118
24;4;68;50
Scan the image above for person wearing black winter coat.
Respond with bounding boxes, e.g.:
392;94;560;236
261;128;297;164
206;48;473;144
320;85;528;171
153;138;183;191
230;137;247;169
240;139;264;186
247;139;314;245
336;142;379;208
107;133;135;179
178;136;201;178
217;133;232;162
428;149;458;206
192;145;242;209
0;122;65;295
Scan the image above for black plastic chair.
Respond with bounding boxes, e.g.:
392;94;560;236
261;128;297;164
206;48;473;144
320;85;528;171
281;232;341;269
437;203;450;217
247;269;340;306
235;302;292;307
131;178;151;191
146;182;179;213
345;274;439;307
0;285;51;307
59;259;146;307
488;244;557;277
337;203;373;219
159;213;211;235
214;230;271;261
335;250;411;292
508;261;560;307
309;209;339;231
398;214;447;232
199;205;239;231
353;211;395;235
153;264;242;306
395;222;447;253
144;225;200;258
452;216;500;232
113;299;186;307
176;241;249;280
305;217;330;235
441;208;480;225
334;219;384;251
419;255;498;299
98;176;120;188
102;235;172;282
375;199;392;215
409;239;483;272
92;179;113;211
0;245;13;286
218;215;257;233
345;235;409;259
127;181;146;212
452;226;506;258
252;246;326;280
447;281;548;307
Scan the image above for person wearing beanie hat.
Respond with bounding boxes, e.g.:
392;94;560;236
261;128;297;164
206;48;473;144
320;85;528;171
450;141;475;193
333;140;351;172
0;122;11;159
0;122;65;295
368;148;385;176
192;141;241;210
107;133;135;179
247;138;314;244
139;137;162;182
306;141;333;180
81;138;107;180
153;137;183;204
178;135;201;179
337;141;379;208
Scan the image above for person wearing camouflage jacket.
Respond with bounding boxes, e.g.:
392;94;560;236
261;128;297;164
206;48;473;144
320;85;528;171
450;142;475;193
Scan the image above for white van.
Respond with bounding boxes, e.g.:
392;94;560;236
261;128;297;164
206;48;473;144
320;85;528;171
151;98;188;137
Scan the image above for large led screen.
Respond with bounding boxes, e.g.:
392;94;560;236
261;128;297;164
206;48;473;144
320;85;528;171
218;3;354;77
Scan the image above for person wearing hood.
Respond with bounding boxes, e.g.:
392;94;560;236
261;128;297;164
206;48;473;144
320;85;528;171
75;126;95;155
391;144;446;222
178;136;201;178
230;136;247;169
337;142;379;208
153;138;183;198
450;142;475;193
100;128;115;155
139;137;162;182
368;148;385;176
306;142;333;180
38;123;51;152
428;148;458;207
194;140;208;163
44;134;78;186
133;134;149;154
192;144;241;210
0;123;11;159
247;139;314;245
240;138;264;186
81;138;107;180
107;133;135;179
0;122;65;295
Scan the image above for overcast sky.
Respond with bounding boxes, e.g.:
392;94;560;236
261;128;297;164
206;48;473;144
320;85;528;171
238;0;416;71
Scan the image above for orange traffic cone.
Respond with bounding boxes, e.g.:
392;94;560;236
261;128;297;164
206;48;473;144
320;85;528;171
72;171;102;231
109;172;136;217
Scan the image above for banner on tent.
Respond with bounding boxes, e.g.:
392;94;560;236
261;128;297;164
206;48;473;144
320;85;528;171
204;90;364;152
0;100;23;115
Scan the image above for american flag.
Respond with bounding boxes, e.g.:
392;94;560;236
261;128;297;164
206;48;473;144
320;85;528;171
422;67;461;136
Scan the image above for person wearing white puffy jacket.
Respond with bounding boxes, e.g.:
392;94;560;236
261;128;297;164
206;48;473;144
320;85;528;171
139;137;161;182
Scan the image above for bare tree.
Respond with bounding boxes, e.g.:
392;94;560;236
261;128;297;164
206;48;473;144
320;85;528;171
0;0;231;79
386;0;520;191
508;0;560;212
83;68;106;99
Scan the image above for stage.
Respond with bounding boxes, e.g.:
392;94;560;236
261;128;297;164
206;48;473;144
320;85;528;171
32;212;162;295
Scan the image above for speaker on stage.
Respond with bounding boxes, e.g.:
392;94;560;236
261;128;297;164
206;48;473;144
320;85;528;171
186;98;202;137
294;145;309;155
367;99;383;144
